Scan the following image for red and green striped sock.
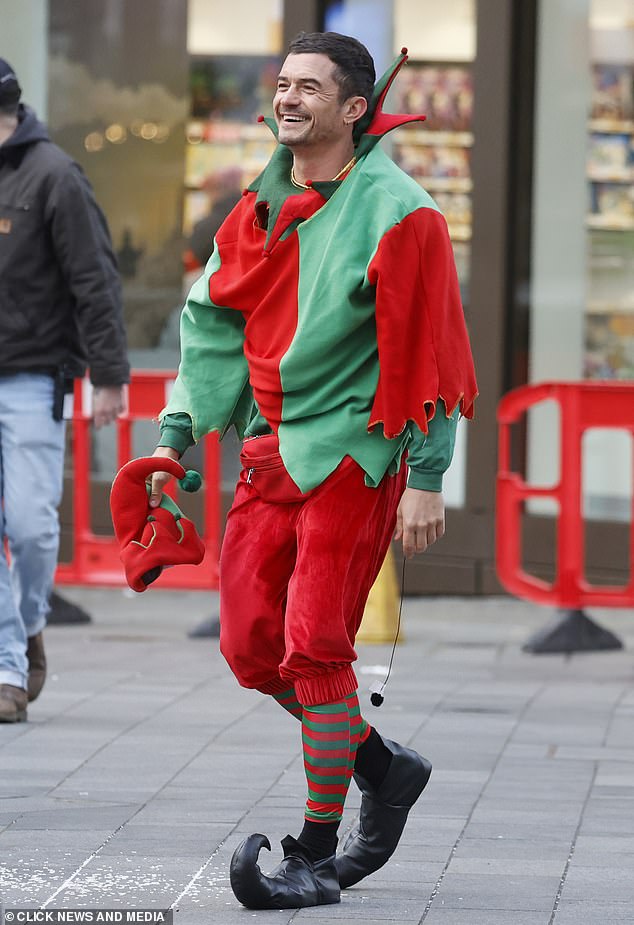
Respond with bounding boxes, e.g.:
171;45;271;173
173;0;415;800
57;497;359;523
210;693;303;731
272;686;370;741
350;693;371;751
271;687;303;720
302;692;363;824
271;688;377;861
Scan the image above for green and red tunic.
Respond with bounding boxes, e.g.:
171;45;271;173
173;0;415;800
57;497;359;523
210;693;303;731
160;54;477;493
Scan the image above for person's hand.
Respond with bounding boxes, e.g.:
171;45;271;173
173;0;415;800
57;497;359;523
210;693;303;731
149;446;181;508
92;385;126;429
394;487;445;559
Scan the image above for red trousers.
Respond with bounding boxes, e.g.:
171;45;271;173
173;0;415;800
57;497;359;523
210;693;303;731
219;456;406;706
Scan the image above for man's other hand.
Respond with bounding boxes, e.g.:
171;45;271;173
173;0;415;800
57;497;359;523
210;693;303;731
394;487;445;559
92;385;126;429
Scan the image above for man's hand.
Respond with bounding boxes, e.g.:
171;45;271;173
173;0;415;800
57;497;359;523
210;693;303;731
92;385;126;429
394;487;445;559
149;446;181;508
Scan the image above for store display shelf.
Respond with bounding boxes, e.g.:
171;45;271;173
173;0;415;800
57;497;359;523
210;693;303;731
186;121;273;145
184;162;265;190
587;300;634;315
415;176;472;193
587;215;634;231
393;128;473;147
589;118;634;134
588;170;634;183
447;224;471;242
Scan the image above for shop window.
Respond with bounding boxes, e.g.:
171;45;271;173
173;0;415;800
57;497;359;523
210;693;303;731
183;0;283;491
183;0;282;281
584;2;634;522
529;0;634;525
391;1;475;294
585;11;634;382
389;60;473;292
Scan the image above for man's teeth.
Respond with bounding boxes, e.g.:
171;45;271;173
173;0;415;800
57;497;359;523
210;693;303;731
283;115;306;122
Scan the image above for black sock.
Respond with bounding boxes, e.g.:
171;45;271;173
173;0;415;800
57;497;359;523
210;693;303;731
354;726;392;790
297;819;339;863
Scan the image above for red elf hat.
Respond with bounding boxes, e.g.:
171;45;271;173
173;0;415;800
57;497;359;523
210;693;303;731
110;456;205;592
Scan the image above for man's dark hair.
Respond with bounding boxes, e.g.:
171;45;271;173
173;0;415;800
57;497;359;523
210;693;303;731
288;31;376;106
0;59;22;116
0;101;20;117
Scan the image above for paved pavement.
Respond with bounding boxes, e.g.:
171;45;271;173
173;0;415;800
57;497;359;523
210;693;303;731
1;586;633;924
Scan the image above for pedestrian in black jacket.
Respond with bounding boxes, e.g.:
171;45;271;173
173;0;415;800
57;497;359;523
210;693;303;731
0;58;130;722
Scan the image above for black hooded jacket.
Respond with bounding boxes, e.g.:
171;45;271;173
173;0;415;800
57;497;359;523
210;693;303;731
0;105;129;385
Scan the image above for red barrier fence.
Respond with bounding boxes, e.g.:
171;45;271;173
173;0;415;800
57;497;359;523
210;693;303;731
55;371;220;590
496;381;634;608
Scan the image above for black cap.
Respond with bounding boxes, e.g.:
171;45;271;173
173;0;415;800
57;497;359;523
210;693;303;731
0;58;22;106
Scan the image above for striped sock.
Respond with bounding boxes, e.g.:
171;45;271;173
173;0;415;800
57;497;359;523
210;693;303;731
351;699;370;751
272;686;371;744
302;692;361;824
271;687;303;720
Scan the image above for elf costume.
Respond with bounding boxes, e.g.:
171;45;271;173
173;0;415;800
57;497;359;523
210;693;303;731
158;49;477;908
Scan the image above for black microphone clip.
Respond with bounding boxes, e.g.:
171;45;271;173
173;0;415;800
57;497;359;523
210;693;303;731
369;680;386;707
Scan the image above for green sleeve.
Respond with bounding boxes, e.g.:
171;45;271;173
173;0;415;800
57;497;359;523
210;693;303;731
406;399;459;491
158;412;195;456
158;249;253;441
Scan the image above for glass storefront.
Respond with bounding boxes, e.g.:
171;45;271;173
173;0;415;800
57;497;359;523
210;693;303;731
184;0;282;250
48;0;189;370
584;0;634;524
585;1;634;382
529;0;634;524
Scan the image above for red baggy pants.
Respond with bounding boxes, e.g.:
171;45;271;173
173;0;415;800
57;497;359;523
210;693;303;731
219;456;406;706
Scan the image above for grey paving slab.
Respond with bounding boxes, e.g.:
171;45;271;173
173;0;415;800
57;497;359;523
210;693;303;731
294;919;421;925
45;857;207;907
422;911;550;925
558;867;634;903
431;875;561;912
573;833;634;853
569;851;634;871
453;836;573;861
553;901;633;924
447;856;566;876
459;821;580;841
468;805;585;826
8;806;139;830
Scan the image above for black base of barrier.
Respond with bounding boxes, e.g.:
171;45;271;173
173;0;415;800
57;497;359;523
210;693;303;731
48;590;92;625
522;608;623;654
188;614;220;638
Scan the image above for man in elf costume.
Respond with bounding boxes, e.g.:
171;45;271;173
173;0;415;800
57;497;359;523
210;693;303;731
150;32;477;909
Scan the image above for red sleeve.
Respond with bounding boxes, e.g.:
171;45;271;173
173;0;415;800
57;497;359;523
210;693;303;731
367;206;478;438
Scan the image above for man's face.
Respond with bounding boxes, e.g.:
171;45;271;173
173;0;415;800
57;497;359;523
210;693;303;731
273;53;352;151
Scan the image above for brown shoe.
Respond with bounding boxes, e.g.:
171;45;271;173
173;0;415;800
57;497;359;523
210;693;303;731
27;632;46;702
0;684;28;722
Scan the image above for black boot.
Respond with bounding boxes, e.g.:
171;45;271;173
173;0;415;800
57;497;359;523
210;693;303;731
230;833;340;909
336;737;432;888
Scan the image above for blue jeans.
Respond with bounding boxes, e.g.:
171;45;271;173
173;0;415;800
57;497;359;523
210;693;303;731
0;374;66;689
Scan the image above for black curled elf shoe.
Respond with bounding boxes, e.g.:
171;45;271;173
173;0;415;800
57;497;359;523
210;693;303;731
336;737;432;888
229;833;340;909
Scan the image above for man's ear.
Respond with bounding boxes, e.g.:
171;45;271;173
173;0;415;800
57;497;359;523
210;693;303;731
344;95;368;126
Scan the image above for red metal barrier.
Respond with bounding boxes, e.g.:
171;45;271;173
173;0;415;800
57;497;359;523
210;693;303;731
55;371;220;590
496;381;634;608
